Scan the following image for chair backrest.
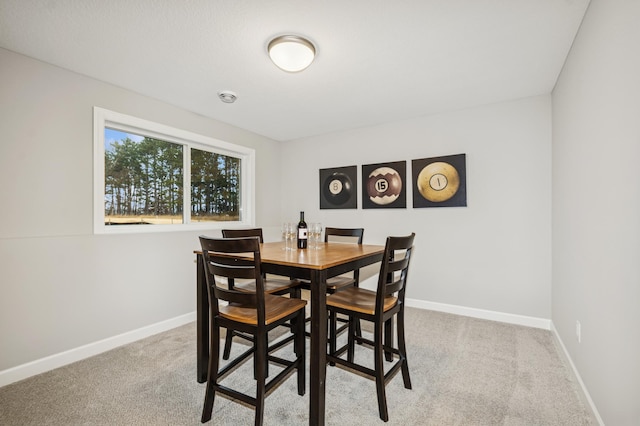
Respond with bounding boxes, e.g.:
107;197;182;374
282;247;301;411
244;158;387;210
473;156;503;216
324;227;364;244
221;228;264;243
325;227;365;282
376;233;416;313
199;235;266;321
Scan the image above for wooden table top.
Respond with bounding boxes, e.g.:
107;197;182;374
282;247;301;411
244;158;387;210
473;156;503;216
259;241;385;270
195;241;385;271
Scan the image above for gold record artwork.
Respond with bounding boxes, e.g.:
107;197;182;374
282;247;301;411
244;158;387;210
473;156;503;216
417;161;460;202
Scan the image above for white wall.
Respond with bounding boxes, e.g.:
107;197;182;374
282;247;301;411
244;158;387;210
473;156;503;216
552;0;640;424
0;48;282;374
281;96;552;321
4;3;638;421
8;7;635;419
0;45;554;383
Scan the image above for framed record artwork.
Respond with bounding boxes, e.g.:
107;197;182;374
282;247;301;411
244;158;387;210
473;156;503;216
362;161;406;209
412;153;467;208
319;166;357;209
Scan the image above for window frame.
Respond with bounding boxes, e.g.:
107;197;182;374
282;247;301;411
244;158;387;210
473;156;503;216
93;107;255;234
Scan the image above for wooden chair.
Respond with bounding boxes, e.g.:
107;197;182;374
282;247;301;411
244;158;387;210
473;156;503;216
220;228;303;361
326;233;415;422
297;227;365;342
199;235;306;426
323;228;365;349
221;228;265;242
323;227;365;292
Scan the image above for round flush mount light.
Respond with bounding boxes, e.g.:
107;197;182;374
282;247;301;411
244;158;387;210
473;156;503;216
217;90;237;103
268;35;316;72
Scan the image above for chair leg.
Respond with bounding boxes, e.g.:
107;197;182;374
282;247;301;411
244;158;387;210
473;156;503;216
373;321;389;422
253;338;270;380
329;310;337;365
290;287;302;337
397;310;412;389
254;331;267;426
295;311;306;395
222;329;233;360
347;316;356;363
355;318;363;344
201;324;221;423
384;318;394;362
353;283;363;344
291;287;302;299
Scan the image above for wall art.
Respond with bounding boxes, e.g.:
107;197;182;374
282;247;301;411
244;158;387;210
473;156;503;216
412;153;467;208
319;165;358;209
361;161;407;209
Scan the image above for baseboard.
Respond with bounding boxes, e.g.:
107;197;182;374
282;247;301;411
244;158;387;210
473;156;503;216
0;311;196;388
550;322;605;426
406;298;552;330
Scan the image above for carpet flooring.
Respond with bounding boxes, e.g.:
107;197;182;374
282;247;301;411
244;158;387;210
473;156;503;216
0;307;596;425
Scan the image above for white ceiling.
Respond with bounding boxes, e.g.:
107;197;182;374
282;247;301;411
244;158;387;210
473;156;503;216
0;0;590;142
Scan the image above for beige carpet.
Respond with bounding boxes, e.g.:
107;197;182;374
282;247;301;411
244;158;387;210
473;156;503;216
0;307;596;425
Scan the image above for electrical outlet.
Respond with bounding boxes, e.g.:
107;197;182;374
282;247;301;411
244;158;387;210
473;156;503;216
576;320;581;343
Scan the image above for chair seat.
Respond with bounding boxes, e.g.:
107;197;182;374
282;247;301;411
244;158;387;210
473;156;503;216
220;294;307;325
234;277;301;295
296;275;356;292
326;287;397;315
326;275;357;291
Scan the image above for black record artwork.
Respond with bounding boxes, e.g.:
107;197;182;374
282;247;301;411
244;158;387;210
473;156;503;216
319;166;357;209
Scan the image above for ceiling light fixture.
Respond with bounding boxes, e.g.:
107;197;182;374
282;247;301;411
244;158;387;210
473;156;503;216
268;35;316;72
217;91;237;103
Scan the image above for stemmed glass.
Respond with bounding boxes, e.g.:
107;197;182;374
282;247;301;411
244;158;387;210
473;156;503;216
307;223;316;250
288;223;297;250
282;222;296;250
281;222;287;249
316;223;323;249
310;222;323;249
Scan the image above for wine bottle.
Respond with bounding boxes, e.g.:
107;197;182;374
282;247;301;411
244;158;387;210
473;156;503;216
297;211;308;249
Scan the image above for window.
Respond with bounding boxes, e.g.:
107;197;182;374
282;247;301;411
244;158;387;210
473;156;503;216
94;107;254;234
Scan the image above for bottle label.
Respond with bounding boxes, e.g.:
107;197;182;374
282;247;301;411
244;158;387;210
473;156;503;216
298;228;307;239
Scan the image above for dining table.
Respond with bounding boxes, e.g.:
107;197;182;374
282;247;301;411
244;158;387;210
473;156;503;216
195;240;385;426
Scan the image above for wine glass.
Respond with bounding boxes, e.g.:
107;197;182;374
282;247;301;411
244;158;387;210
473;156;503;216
285;222;296;251
282;222;293;250
281;222;289;249
311;222;323;249
307;223;317;250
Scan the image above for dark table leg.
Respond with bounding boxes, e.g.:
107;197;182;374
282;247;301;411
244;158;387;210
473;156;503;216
196;253;209;383
309;269;327;426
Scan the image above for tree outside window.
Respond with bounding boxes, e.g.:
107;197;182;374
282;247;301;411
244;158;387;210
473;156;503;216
94;107;253;233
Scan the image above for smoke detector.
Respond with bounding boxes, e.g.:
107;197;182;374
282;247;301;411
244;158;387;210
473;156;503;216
218;91;237;103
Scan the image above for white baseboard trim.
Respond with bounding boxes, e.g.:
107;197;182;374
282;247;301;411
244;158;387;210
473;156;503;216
406;298;552;330
550;322;605;426
0;311;196;388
